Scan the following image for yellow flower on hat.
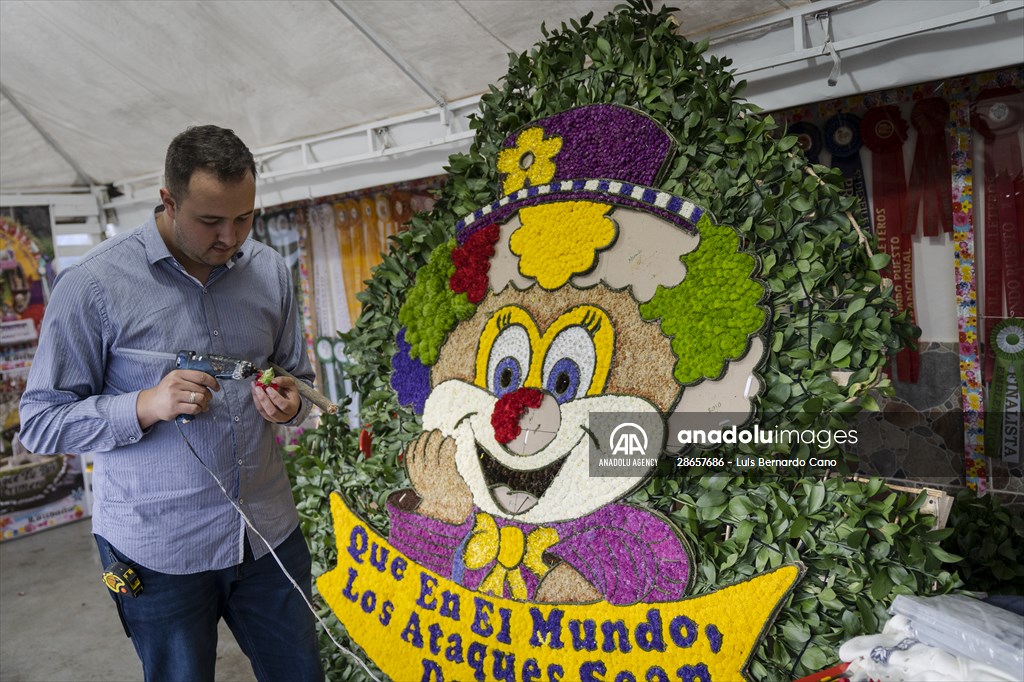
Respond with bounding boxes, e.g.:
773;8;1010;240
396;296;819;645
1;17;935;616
497;127;563;195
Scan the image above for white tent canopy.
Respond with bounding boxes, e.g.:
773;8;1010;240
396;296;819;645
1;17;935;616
0;0;816;193
2;0;1021;202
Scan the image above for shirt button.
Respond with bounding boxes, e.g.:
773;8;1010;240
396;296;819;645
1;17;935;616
129;436;137;442
237;459;243;466
213;330;219;336
238;498;244;505
234;416;240;423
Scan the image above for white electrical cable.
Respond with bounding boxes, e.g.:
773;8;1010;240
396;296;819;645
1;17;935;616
175;421;382;682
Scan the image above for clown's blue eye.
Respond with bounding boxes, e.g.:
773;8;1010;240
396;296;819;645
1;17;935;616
541;326;596;404
486;324;531;398
493;357;522;398
545;358;580;403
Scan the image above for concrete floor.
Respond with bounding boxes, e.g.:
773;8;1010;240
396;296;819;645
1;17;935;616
0;518;256;682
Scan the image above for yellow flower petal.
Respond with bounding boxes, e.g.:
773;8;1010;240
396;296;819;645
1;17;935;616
497;127;563;195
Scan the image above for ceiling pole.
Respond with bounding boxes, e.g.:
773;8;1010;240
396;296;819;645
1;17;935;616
1;83;96;188
328;0;448;110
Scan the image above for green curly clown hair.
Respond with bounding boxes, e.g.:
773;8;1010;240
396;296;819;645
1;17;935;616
640;214;766;385
398;239;476;366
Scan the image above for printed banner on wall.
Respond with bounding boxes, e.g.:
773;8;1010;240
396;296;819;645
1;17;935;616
1;209;55;344
253;206;317;358
330;176;445;327
1;210;87;541
1;454;88;541
251;176;446;358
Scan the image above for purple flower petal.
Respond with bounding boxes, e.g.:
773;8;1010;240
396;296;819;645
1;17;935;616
391;328;431;414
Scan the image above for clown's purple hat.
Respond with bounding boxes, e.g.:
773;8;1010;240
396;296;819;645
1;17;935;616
455;103;705;243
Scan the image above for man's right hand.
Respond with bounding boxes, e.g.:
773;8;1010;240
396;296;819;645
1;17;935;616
136;370;220;429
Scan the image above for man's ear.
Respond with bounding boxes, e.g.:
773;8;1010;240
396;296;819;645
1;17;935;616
159;187;176;220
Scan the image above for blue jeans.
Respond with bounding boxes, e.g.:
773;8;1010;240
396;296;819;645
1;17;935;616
96;527;324;682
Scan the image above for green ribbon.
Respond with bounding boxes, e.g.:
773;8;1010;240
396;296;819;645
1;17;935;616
986;318;1024;463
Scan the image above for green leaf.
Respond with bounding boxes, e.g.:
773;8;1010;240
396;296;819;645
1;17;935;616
791;196;812;212
869;253;891;270
927;546;964;563
861;394;881;411
870;570;893;600
869;541;891;561
777;135;799;152
696;490;728;508
831;340;853;362
807;483;826;513
844;297;866;319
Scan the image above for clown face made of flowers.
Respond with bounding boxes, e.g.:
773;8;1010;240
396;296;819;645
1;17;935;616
390;104;767;606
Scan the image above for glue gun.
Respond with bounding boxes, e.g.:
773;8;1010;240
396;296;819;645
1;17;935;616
175;351;257;381
175;351;256;424
173;350;338;422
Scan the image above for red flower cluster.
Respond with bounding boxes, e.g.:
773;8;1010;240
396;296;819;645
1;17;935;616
490;387;544;444
449;224;499;304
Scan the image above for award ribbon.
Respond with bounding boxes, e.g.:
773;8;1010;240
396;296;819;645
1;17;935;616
974;87;1024;383
947;82;987;492
825;113;873;234
985;318;1024;463
862;105;918;383
790;121;823;165
906;97;954;236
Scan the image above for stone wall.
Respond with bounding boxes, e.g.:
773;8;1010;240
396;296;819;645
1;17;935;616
848;341;1023;504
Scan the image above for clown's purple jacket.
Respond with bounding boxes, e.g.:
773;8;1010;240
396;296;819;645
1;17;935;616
388;493;690;605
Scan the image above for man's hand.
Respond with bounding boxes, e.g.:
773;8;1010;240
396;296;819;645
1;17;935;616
137;369;220;429
251;374;302;424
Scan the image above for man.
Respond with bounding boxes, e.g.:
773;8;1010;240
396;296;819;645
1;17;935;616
19;125;324;682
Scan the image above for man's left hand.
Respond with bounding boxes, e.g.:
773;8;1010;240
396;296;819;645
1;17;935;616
251;375;301;424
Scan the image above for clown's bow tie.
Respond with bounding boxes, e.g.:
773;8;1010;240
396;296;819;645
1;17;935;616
462;513;559;600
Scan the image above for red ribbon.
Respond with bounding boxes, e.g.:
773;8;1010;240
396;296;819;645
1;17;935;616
906;98;953;236
863;105;918;383
974;87;1024;382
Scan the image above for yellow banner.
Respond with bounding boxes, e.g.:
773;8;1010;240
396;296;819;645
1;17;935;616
318;493;802;682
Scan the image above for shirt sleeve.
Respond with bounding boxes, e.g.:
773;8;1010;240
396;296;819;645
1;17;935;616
269;254;315;425
18;266;145;454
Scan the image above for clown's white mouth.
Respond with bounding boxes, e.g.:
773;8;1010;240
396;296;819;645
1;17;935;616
476;440;575;516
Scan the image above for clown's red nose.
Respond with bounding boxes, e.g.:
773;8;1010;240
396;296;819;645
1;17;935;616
491;388;544;445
